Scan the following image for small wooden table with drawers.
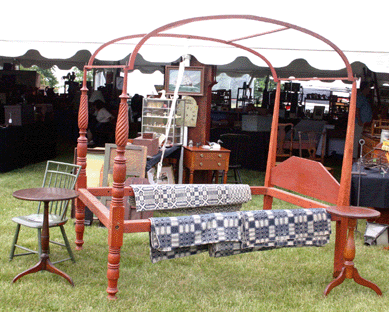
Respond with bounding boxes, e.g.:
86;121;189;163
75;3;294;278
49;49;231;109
183;146;230;184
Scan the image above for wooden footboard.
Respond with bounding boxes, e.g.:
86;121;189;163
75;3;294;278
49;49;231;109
265;156;346;277
270;156;340;205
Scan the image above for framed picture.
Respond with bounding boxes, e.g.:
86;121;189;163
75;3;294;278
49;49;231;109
165;66;204;96
313;106;325;120
102;143;147;187
101;143;148;207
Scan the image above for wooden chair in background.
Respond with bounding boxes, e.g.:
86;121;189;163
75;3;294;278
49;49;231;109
220;133;251;183
277;123;294;161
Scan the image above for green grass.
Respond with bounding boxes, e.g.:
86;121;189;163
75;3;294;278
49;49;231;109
1;145;389;311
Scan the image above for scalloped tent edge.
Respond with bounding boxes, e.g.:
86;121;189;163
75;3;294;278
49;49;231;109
2;49;383;85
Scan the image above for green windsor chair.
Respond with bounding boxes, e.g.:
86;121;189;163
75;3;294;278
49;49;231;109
9;161;81;264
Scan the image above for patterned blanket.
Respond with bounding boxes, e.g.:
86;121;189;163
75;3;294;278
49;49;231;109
149;208;331;263
130;184;252;214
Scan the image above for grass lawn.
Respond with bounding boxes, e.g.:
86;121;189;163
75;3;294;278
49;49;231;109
1;142;389;311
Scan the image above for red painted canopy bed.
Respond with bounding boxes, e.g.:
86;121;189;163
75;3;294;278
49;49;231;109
74;15;372;299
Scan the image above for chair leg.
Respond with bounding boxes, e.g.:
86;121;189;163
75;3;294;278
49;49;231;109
236;169;242;184
233;169;238;183
9;224;21;261
60;225;76;263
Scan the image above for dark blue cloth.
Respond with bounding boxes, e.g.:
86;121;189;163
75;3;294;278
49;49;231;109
356;94;372;124
351;163;389;208
145;145;181;171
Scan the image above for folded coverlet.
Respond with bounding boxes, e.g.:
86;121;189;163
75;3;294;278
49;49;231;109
149;208;331;263
130;184;252;214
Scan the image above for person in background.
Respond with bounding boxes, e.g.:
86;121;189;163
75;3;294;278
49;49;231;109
130;93;143;122
88;98;114;146
354;81;373;160
94;99;114;124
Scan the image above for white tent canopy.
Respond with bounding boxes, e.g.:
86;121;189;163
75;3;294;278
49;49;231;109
1;1;389;86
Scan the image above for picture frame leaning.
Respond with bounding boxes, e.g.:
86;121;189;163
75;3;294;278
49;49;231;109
101;143;148;207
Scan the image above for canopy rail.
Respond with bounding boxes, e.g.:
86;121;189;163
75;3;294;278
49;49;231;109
84;65;128;70
83;32;279;86
278;77;356;82
227;27;291;43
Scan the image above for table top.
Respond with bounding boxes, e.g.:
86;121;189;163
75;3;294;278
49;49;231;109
184;146;230;153
326;206;381;219
13;187;79;202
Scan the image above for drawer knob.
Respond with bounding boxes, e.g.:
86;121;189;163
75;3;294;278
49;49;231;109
218;154;222;158
200;154;204;158
199;162;203;166
218;162;221;166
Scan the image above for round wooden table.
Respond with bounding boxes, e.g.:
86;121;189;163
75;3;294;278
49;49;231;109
324;206;382;296
12;187;79;286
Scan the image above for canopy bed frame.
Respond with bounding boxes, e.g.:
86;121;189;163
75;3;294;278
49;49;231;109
74;15;362;299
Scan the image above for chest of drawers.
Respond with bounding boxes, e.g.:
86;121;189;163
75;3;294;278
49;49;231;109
183;146;230;183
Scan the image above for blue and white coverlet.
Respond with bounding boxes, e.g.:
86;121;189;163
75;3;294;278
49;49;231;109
130;184;252;214
149;208;331;263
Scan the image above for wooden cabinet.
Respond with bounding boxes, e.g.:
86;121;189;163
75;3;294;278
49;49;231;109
0;70;40;88
4;105;34;126
183;146;230;184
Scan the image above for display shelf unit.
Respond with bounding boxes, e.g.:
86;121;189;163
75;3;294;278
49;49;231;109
141;98;185;145
212;89;231;111
236;88;252;108
329;93;350;119
282;82;302;115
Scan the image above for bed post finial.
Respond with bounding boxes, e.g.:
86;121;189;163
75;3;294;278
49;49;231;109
75;74;89;251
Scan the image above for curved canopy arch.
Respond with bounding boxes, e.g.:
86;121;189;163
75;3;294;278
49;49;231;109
126;15;354;82
84;15;355;91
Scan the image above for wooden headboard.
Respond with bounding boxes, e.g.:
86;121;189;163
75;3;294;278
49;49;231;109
270;156;340;205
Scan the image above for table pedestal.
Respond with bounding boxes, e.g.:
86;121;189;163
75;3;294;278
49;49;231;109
324;206;382;296
12;200;74;286
12;255;74;286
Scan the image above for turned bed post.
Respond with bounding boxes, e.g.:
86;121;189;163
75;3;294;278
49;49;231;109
263;81;281;210
106;68;130;300
332;80;358;276
75;69;89;250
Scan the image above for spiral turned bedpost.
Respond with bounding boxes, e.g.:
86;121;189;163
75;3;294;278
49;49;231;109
75;70;89;250
106;74;129;300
